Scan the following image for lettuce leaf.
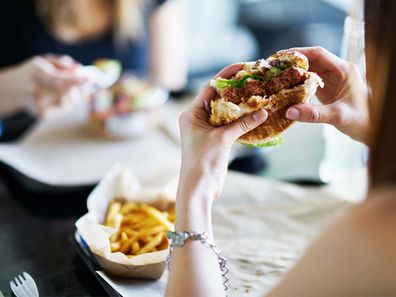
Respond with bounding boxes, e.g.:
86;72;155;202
213;65;291;90
94;59;122;81
245;137;284;148
266;66;284;81
213;74;264;90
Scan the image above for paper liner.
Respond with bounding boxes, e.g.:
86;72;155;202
76;164;177;279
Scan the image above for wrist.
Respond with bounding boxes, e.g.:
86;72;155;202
175;196;213;236
177;169;224;206
12;63;35;112
179;155;228;191
0;65;32;115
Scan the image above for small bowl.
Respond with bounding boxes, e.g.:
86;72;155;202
89;75;169;140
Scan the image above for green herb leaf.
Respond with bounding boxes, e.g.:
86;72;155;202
266;66;284;81
213;74;264;90
245;137;284;148
95;59;122;80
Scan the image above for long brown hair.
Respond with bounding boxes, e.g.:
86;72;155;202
365;0;396;188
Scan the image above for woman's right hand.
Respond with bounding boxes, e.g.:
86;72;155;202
283;46;369;144
12;54;87;117
176;64;268;230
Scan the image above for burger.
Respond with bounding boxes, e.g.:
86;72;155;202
209;51;324;147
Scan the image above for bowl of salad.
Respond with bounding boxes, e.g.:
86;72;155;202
89;70;169;139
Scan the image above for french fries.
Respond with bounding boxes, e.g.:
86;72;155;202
104;200;175;258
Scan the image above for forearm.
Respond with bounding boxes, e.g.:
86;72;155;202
166;170;225;297
0;64;30;116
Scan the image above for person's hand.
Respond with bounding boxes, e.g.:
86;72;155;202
15;54;88;117
283;46;369;144
177;64;268;208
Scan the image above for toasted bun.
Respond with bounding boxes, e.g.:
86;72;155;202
267;51;309;70
209;95;266;126
209;72;323;145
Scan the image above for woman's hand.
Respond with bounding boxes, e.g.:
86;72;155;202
283;46;369;144
0;54;87;117
20;54;88;117
176;64;268;230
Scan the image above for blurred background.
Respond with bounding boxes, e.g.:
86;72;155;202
187;0;352;86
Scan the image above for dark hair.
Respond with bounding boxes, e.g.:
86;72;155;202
365;0;396;188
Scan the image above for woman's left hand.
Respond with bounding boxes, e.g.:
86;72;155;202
177;64;268;210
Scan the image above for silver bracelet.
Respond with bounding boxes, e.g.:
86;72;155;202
166;231;229;292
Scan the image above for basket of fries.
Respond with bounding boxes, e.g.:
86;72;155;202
76;165;177;279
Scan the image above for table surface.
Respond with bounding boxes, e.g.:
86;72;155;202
0;178;108;297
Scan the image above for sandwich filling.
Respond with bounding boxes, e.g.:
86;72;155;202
209;52;323;147
212;60;309;106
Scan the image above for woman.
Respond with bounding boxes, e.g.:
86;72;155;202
165;1;396;296
0;0;186;117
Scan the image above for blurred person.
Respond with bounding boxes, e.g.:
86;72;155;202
0;0;186;118
165;0;396;296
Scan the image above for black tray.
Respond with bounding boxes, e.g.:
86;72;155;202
0;161;95;217
72;230;122;297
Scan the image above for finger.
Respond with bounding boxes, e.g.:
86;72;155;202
191;63;243;109
221;109;268;141
45;54;80;70
34;57;85;91
34;89;62;117
277;46;346;73
35;87;81;118
286;104;335;124
38;70;83;92
214;63;244;80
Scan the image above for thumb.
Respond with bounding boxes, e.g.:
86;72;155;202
286;104;335;124
222;109;268;140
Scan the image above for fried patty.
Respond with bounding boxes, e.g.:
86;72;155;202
221;67;308;105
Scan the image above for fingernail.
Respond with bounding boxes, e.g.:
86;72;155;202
286;108;300;120
252;109;267;122
204;100;210;113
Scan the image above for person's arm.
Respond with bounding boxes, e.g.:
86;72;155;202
284;46;369;144
165;64;268;297
0;64;29;116
267;188;396;297
149;0;187;91
165;172;225;297
0;55;86;117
